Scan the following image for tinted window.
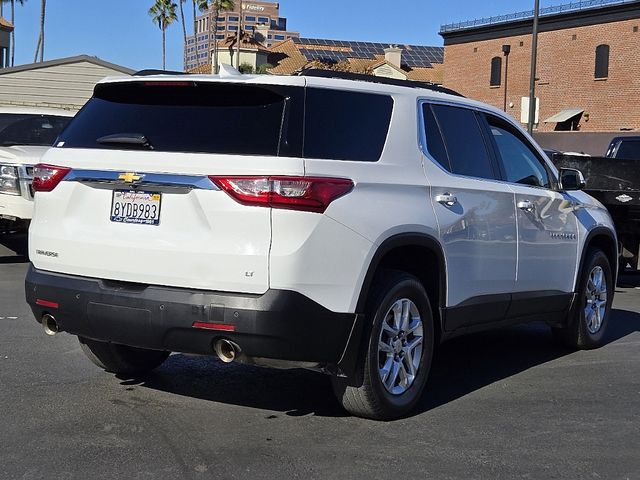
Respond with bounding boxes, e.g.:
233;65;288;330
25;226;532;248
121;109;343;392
56;83;392;162
304;88;393;162
595;44;610;79
431;105;496;179
490;57;502;86
486;116;550;188
57;82;304;157
422;104;450;170
0;114;71;147
616;140;640;160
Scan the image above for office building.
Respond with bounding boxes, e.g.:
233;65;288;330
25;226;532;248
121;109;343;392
185;1;299;71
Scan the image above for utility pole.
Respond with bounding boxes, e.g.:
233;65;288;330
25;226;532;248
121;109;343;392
527;0;540;134
502;44;511;112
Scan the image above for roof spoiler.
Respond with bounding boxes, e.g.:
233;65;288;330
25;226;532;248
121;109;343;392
133;69;189;76
297;69;464;97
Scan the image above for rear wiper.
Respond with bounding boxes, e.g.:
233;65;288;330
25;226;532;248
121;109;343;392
97;133;154;150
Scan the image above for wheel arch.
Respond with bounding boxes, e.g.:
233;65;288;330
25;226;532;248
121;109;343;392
578;227;618;289
355;233;447;338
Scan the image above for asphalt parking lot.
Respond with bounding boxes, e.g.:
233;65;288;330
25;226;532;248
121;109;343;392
1;232;638;480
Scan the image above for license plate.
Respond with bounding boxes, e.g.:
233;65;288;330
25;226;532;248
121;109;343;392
110;190;162;225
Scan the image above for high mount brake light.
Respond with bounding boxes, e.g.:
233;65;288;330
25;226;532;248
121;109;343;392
32;164;72;192
209;176;354;213
142;81;192;87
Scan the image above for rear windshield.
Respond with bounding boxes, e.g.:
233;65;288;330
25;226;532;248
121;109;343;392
0;113;72;147
56;81;393;161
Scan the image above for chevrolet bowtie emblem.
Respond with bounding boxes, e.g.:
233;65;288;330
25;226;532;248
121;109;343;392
118;172;143;183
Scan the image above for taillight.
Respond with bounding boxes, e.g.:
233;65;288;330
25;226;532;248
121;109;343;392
32;164;71;192
209;176;354;213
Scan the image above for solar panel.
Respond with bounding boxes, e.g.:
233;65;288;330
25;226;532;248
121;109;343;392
296;38;444;66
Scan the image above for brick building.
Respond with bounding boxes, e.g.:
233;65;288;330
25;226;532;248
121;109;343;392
440;0;640;132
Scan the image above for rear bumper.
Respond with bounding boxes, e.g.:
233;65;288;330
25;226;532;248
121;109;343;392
25;265;362;368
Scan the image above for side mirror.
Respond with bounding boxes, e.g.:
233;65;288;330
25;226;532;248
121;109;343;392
559;168;586;191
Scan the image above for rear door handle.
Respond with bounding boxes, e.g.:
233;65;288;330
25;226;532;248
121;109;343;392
435;193;458;207
517;200;535;213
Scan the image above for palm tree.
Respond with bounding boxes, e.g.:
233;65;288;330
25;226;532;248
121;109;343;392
209;0;234;73
33;0;45;63
149;0;178;70
178;0;187;67
0;0;25;66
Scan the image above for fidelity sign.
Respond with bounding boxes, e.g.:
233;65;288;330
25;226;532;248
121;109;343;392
243;4;266;12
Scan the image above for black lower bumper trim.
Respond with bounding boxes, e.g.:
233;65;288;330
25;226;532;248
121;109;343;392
25;265;358;365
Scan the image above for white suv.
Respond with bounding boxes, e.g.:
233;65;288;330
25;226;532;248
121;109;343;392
0;106;74;230
25;71;617;419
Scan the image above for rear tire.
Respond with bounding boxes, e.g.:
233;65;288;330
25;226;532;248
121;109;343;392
553;249;613;350
78;337;170;376
332;270;434;420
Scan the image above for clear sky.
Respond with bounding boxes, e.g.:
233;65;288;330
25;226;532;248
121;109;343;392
3;0;553;71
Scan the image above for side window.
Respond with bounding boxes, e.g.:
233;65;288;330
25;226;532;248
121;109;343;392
490;57;502;86
615;140;640;160
431;104;497;180
304;88;393;162
486;115;550;188
595;44;610;79
422;104;450;171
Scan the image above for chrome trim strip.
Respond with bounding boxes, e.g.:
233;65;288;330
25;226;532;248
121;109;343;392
65;169;219;191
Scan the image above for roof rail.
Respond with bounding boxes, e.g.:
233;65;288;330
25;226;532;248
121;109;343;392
297;69;464;97
133;69;188;76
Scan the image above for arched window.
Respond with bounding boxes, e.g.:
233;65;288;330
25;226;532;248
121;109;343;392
595;44;610;79
490;56;502;86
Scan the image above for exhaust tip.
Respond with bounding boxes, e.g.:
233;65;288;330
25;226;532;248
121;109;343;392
42;313;59;336
214;339;238;363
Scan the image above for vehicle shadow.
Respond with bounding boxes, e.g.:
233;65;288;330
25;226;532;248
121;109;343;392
0;232;28;264
127;308;640;419
415;307;639;415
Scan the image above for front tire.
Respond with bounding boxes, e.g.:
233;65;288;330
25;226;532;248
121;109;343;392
78;337;170;376
553;249;613;349
332;271;434;420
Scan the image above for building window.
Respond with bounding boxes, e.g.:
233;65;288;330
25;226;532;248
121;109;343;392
228;16;239;22
274;34;285;41
245;25;254;30
595;44;609;79
490;56;502;86
245;16;256;22
217;26;225;30
258;16;270;23
218;16;225;22
216;34;225;39
228;25;238;31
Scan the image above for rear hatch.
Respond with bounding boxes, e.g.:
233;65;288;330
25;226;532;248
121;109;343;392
30;78;306;294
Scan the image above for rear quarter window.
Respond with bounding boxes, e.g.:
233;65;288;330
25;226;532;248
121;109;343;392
304;88;393;162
